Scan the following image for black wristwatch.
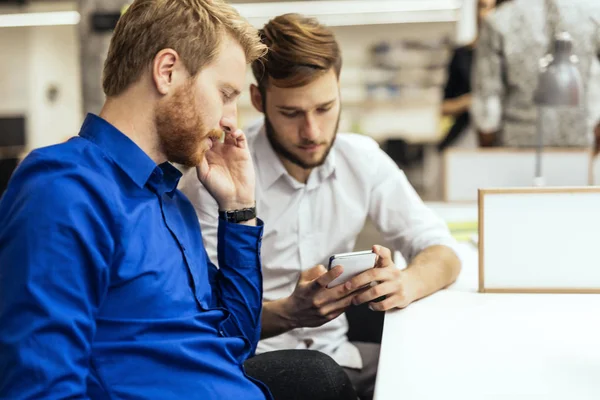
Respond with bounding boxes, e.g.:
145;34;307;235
219;206;257;223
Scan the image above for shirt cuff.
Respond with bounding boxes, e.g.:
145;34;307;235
217;218;264;271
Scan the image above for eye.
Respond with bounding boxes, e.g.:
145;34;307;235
316;107;332;114
221;90;234;103
280;111;300;118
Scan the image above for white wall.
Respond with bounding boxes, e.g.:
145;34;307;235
0;24;83;151
238;21;457;133
28;24;83;149
0;27;30;116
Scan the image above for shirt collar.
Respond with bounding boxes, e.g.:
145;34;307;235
253;125;288;190
148;162;183;197
79;113;181;195
253;121;337;191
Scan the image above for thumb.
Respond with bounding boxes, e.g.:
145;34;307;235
299;264;327;283
196;159;209;184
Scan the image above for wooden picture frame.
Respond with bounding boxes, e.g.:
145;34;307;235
478;186;600;293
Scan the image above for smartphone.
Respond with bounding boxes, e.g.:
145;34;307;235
326;250;377;289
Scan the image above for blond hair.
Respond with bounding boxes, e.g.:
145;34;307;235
252;13;342;92
103;0;266;96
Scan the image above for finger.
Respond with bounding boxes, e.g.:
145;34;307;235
196;161;209;184
313;274;365;307
345;264;397;292
373;245;394;268
311;265;344;291
224;129;247;148
352;281;399;306
299;264;329;283
223;129;238;146
319;292;356;316
368;294;408;312
323;309;345;323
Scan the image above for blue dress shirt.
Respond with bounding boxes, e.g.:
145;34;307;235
0;114;270;400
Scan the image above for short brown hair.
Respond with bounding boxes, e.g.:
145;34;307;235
252;13;342;93
103;0;267;97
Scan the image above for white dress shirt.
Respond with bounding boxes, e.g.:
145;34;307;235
179;119;456;369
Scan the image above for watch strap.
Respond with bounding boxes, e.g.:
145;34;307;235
219;206;257;223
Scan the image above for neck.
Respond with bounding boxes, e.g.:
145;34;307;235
279;156;313;184
99;88;165;165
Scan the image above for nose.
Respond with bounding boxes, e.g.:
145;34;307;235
220;105;238;134
300;112;320;142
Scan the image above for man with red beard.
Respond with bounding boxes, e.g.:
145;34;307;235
181;13;462;400
0;1;272;399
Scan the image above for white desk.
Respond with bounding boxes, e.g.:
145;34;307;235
374;204;600;400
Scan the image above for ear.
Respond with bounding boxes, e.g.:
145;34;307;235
152;48;180;95
250;84;264;113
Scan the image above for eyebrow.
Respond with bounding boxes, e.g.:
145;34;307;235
276;99;337;112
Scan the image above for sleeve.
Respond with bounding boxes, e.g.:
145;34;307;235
0;161;113;399
365;143;457;263
178;169;264;354
471;16;505;133
214;219;264;354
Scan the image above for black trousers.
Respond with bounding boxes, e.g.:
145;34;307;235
245;350;358;400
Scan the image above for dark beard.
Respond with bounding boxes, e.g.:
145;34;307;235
264;113;339;170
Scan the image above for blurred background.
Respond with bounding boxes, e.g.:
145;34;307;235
0;0;476;197
0;0;599;202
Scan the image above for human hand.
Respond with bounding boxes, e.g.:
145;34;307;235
196;128;255;211
347;245;419;312
281;264;365;328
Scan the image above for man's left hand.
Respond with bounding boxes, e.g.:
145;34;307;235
347;245;419;312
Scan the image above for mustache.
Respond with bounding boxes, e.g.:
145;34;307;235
207;129;223;141
298;140;326;146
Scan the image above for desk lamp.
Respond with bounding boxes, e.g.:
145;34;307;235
533;30;584;186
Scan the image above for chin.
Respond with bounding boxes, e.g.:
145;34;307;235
169;151;203;168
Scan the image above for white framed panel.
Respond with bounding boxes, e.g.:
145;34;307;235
478;187;600;293
444;148;591;202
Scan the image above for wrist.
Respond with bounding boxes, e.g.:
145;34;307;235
218;205;257;225
274;297;298;331
400;268;424;303
218;199;256;211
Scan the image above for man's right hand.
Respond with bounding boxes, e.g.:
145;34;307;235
261;265;362;339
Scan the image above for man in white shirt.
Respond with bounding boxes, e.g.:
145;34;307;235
180;13;461;400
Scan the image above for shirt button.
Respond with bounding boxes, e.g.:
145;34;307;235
219;330;225;336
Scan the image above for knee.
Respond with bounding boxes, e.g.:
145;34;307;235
245;350;357;400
